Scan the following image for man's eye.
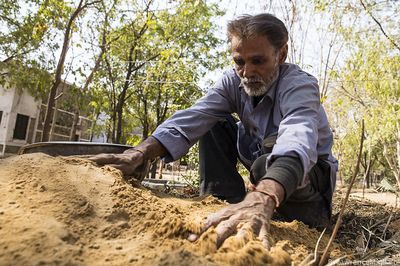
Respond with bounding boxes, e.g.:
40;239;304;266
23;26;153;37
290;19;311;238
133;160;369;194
234;59;245;66
252;59;264;65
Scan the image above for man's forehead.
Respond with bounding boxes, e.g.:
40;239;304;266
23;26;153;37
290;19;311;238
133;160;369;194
230;35;275;54
231;45;274;58
230;34;270;45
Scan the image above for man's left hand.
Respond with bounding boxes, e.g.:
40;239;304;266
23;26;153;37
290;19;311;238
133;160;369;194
188;190;276;249
188;179;285;249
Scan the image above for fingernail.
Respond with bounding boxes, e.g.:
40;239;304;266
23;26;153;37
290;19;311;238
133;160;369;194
187;234;198;242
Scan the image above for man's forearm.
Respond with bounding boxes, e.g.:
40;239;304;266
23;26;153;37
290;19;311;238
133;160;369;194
135;136;168;160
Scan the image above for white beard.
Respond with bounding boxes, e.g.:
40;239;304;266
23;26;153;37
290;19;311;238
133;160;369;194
242;78;269;97
241;68;279;97
241;57;280;97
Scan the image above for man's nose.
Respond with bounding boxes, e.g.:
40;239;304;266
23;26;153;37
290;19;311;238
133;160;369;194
242;63;255;78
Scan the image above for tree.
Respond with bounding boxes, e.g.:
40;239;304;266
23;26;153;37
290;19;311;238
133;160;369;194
319;0;400;189
1;0;108;141
41;0;100;141
93;0;224;144
0;0;59;99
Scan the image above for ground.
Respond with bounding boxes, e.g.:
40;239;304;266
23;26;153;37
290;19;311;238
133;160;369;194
0;153;399;265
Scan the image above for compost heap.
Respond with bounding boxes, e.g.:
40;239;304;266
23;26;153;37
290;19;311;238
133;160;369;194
0;153;342;265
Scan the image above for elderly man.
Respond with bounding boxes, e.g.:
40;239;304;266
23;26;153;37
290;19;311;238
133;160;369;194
91;13;338;248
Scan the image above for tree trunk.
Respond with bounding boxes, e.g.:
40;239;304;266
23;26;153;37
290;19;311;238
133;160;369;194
363;155;375;189
396;124;400;190
42;80;60;142
115;100;124;143
158;160;164;179
89;112;100;141
383;142;400;191
110;107;116;143
70;111;80;141
115;43;136;144
49;99;59;141
141;98;149;140
150;158;159;179
42;0;96;141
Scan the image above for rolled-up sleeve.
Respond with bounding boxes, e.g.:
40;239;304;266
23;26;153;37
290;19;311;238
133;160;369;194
268;75;320;182
152;70;239;162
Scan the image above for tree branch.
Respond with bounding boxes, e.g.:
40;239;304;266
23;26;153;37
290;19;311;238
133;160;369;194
0;14;20;28
82;0;116;90
2;41;34;63
131;53;160;73
80;0;101;11
359;0;400;52
339;84;367;107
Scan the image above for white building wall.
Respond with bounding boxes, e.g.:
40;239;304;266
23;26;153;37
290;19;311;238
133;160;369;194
13;88;40;118
0;85;15;145
0;86;40;154
8;88;40;143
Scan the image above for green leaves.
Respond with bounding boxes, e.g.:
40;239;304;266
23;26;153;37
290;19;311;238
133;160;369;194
0;0;225;144
314;0;400;188
88;0;224;143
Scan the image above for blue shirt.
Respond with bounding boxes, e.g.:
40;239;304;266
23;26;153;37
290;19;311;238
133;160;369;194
153;63;338;188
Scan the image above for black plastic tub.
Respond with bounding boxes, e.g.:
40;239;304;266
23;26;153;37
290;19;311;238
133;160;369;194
18;141;132;156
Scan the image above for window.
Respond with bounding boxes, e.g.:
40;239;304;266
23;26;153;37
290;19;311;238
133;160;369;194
0;111;3;125
13;114;29;140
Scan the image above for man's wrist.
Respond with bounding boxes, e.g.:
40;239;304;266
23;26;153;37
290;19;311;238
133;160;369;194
130;147;147;160
254;179;285;208
135;136;168;161
249;184;280;208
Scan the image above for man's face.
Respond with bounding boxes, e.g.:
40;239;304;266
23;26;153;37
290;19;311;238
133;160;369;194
231;35;284;97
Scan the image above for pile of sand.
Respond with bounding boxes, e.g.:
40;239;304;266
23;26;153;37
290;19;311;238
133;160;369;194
0;154;341;265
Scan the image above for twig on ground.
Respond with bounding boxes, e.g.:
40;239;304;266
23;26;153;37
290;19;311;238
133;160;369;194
319;119;365;266
179;173;197;191
361;244;399;260
363;227;372;254
381;214;393;240
298;254;313;266
370;216;391;230
361;225;391;244
312;228;327;264
295;226;326;265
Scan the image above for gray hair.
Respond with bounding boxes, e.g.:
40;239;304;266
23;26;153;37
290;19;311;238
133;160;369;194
227;13;288;49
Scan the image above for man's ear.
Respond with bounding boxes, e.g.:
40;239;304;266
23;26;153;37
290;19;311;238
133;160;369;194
278;44;288;64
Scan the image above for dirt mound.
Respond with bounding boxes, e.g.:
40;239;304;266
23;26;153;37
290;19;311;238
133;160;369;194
0;153;343;265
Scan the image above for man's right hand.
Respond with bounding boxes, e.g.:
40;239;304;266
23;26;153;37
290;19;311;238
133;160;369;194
88;148;147;178
88;136;168;180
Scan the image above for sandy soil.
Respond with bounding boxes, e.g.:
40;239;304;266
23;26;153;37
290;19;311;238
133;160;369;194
0;153;350;265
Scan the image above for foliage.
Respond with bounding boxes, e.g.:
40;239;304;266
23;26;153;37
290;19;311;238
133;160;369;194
90;0;225;143
317;0;400;189
0;0;98;114
0;0;225;145
0;61;52;100
0;0;65;98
